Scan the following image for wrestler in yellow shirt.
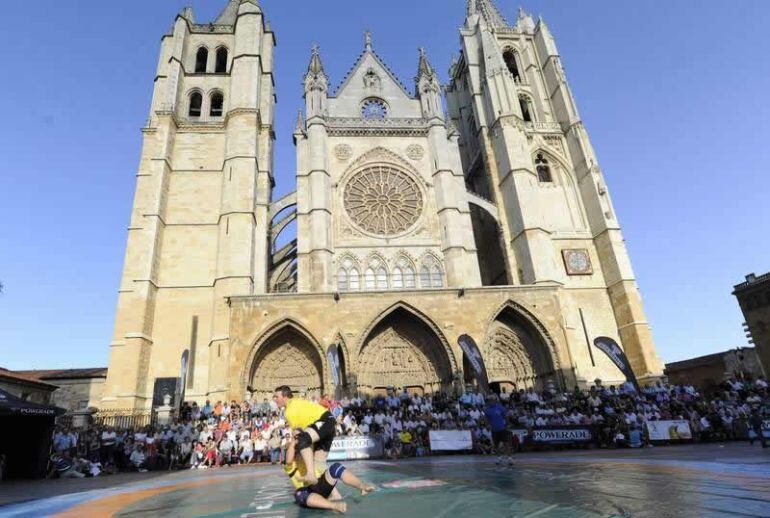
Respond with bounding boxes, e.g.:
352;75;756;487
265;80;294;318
283;457;326;490
284;397;328;430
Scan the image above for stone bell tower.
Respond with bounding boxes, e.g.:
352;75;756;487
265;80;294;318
446;0;663;382
102;0;276;409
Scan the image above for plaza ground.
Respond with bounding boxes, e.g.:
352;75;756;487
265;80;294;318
0;443;768;517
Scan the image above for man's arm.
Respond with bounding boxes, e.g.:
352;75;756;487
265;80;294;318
285;434;296;465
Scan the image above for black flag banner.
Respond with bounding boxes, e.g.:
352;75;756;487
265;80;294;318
593;336;638;389
458;334;490;393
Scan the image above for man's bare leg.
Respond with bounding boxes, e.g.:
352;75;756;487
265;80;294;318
340;469;375;495
306;493;346;514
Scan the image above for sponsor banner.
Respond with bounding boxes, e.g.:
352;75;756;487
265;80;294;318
328;436;383;461
457;334;490;393
510;429;528;445
327;346;341;388
178;350;189;410
593;336;639;389
646;420;692;441
429;430;473;451
531;427;592;444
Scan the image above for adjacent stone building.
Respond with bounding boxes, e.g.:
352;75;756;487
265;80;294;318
665;347;765;390
102;0;664;409
734;272;770;375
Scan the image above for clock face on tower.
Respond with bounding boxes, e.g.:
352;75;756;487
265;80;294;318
562;249;593;275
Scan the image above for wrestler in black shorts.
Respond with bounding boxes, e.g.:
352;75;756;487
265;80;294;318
306;411;337;452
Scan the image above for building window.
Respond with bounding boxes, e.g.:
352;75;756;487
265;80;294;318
503;49;520;81
420;266;431;288
349;268;360;291
431;266;444;288
364;268;376;290
210;92;224;117
361;98;388;120
195;47;208;73
535;153;552;182
403;266;416;288
519;96;533;122
392;267;404;288
337;259;360;292
189;92;203;117
215;47;228;74
376;267;388;289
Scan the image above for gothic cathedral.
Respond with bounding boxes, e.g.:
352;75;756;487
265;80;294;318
102;0;663;409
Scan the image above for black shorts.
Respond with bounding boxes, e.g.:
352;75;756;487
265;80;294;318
492;430;510;445
294;475;337;507
307;412;336;452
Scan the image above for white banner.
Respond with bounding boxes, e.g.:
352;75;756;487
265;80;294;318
531;428;591;443
646;420;692;441
429;430;473;451
328;436;383;461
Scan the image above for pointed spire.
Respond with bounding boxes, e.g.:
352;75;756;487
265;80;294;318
214;0;239;25
467;0;508;28
293;110;306;143
417;47;435;78
364;30;373;52
178;5;195;23
516;7;535;33
307;44;326;77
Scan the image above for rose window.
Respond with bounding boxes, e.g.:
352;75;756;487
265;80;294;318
344;166;423;236
361;98;388;120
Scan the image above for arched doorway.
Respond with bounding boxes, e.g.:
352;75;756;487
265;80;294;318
247;325;324;400
484;304;559;391
357;307;454;396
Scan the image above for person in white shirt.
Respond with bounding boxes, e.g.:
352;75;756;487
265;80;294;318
129;444;148;472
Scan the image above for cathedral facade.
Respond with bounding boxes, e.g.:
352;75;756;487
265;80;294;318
102;0;663;409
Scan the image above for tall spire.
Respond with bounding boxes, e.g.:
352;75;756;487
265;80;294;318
306;44;326;77
466;0;508;28
416;47;435;79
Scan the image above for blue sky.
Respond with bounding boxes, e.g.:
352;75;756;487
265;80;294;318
1;1;768;370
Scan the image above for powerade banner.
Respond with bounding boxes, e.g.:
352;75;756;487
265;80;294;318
593;336;639;389
328;436;383;461
458;334;490;393
327;346;341;388
531;427;592;444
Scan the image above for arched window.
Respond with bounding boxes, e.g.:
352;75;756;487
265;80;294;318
215;47;228;74
376;267;388;289
349;268;360;291
431;266;444;288
195;47;208;73
210;92;224;117
420;266;431;288
188;92;202;117
364;268;376;290
337;269;349;292
535;153;552;183
519;96;533;122
392;267;404;289
503;49;520;81
403;266;416;288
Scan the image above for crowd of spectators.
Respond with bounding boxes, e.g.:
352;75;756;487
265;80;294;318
46;376;770;479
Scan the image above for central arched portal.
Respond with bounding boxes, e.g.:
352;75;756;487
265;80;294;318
357;307;453;396
247;326;324;400
484;304;560;393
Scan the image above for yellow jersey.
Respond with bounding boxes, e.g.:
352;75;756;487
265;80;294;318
285;398;328;430
283;458;326;489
